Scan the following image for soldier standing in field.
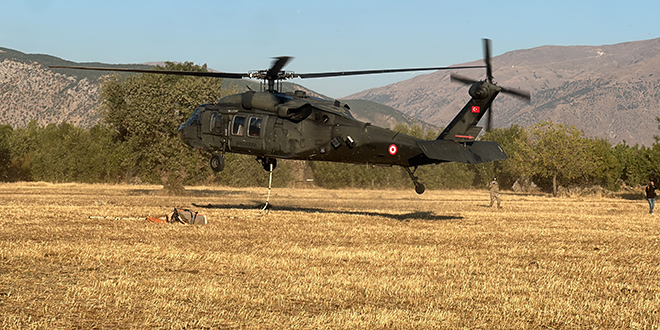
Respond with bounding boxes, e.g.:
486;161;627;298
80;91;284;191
489;178;501;208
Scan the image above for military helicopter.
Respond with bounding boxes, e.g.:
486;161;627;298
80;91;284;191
51;39;529;194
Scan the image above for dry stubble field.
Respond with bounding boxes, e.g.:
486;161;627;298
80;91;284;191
0;182;659;329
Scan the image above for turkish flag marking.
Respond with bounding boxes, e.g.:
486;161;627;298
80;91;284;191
471;106;480;113
388;144;398;155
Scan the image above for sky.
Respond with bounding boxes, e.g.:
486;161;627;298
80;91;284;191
2;0;659;98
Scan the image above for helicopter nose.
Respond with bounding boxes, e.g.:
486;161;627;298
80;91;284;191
178;124;190;146
178;122;203;150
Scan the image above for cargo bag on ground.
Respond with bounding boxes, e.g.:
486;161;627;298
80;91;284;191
167;208;207;225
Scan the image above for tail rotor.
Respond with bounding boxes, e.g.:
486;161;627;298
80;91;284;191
450;39;530;131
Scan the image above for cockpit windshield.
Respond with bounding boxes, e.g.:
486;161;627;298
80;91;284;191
183;108;202;126
179;107;203;131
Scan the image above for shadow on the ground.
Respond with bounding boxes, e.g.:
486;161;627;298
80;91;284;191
192;202;462;222
128;189;250;196
617;192;644;201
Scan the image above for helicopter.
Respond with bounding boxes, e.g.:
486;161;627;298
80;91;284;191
51;39;530;194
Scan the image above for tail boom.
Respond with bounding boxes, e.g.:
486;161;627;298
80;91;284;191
416;140;506;164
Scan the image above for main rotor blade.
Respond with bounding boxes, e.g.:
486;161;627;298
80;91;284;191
450;73;479;85
500;87;531;102
48;65;248;79
51;62;489;82
296;65;485;79
483;38;493;81
266;56;293;80
486;106;493;132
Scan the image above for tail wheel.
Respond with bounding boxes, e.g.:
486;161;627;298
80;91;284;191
210;154;225;172
404;166;426;194
414;182;426;195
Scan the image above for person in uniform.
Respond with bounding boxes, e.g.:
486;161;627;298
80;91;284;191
489;178;501;208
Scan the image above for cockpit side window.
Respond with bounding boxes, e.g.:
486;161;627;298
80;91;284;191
213;113;223;130
232;116;246;136
208;112;224;134
209;113;216;132
248;117;262;137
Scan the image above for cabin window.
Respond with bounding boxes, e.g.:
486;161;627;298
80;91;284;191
232;116;246;136
248;117;262;137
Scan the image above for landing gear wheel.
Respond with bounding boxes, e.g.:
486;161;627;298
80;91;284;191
210;154;225;172
404;166;426;195
258;157;277;172
414;182;426;195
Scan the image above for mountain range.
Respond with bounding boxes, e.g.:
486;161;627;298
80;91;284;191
2;37;660;146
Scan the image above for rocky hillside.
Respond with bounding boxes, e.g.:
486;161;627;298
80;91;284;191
346;38;660;146
0;50;101;128
0;48;157;128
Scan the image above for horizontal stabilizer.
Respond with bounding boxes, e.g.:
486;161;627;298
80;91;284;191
417;140;506;164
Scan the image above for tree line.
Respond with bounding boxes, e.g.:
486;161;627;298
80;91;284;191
2;117;658;195
1;62;658;194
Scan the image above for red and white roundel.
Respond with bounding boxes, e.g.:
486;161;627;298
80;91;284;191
388;144;398;155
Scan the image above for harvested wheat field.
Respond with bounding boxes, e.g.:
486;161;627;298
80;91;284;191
0;182;658;329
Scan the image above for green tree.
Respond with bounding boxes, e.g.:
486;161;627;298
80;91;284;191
527;121;591;196
0;125;14;181
478;125;534;189
10;122;120;183
86;124;123;183
645;143;660;182
100;62;231;193
612;142;645;186
582;137;621;191
7;121;40;181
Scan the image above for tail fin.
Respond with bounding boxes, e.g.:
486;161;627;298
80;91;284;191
436;95;493;142
429;83;503;162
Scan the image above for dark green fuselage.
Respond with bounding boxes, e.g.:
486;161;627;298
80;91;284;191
179;91;436;168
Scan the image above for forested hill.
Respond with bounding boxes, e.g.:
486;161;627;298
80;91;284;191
346;38;660;146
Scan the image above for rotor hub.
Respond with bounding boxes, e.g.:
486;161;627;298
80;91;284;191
469;81;493;99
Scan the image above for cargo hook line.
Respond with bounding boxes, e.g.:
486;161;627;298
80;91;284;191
261;162;274;212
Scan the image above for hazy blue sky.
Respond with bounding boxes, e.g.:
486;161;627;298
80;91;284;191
2;0;658;98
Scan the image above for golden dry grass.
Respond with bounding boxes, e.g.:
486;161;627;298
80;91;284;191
0;182;658;329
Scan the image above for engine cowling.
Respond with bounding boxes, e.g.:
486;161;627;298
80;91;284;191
276;101;313;123
241;91;312;122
